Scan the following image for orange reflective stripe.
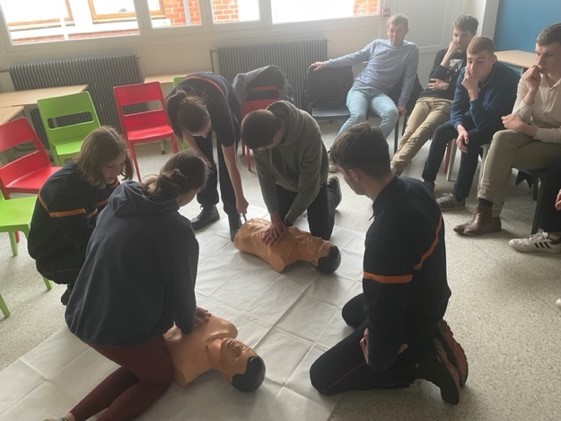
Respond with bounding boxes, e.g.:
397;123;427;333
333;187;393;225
39;194;88;218
363;271;412;284
413;216;443;270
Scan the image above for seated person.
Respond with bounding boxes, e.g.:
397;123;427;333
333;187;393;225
421;36;518;211
508;159;561;253
164;315;265;392
391;15;478;175
311;13;419;139
455;23;561;236
27;126;133;305
234;218;341;273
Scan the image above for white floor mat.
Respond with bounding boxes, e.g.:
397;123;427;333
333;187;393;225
0;207;365;421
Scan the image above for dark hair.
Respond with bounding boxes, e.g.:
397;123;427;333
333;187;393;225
142;150;207;200
166;89;210;138
537;23;561;46
315;245;341;274
330;123;390;179
453;15;478;34
467;36;495;55
76;126;133;188
231;355;266;392
240;109;281;150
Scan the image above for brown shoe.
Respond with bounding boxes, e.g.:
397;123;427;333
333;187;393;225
462;206;501;236
453;221;470;235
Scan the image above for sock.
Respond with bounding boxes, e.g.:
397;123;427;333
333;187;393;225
547;232;561;242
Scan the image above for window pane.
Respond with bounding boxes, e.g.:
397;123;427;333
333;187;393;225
271;0;378;24
211;0;259;25
0;0;140;45
149;0;202;28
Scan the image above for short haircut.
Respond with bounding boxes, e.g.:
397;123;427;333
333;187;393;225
466;36;495;55
388;13;408;28
453;15;478;34
537;23;561;46
76;126;133;188
142;150;208;200
240;109;281;150
231;355;266;392
329;123;391;179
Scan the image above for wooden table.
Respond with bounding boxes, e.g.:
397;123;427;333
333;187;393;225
144;71;212;85
496;50;535;70
0;106;24;124
0;85;87;108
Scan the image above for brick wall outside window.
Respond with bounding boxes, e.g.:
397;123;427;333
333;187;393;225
354;0;378;16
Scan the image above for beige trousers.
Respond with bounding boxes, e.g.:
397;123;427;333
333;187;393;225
478;129;561;216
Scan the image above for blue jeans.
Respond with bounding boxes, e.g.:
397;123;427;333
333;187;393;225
338;84;399;139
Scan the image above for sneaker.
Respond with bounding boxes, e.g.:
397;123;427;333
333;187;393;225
436;193;465;211
328;160;338;173
327;176;342;209
190;205;220;230
435;320;468;387
508;232;561;253
60;284;73;306
418;338;460;405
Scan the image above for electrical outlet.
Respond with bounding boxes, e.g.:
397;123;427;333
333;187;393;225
382;8;391;18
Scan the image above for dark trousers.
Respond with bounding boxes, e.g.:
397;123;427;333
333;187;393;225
71;336;174;421
276;182;337;240
36;247;85;286
309;294;417;395
541;158;561;232
422;121;495;200
196;134;237;218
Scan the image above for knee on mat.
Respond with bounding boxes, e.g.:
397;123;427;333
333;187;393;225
309;360;335;396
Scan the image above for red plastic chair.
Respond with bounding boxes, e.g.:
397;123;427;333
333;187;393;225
241;85;282;171
0;117;61;199
113;81;178;181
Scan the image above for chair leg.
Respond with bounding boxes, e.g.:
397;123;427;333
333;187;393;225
128;143;142;181
531;176;544;234
394;119;399;153
0;292;9;318
9;232;18;256
160;139;166;154
443;140;451;173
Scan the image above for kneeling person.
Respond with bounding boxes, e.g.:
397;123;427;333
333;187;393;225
309;123;467;405
241;101;342;245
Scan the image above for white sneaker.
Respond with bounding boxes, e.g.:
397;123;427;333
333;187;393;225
508;232;561;254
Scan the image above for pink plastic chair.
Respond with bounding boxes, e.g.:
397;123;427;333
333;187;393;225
113;81;178;181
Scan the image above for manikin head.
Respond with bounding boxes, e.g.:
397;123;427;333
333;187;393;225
217;338;266;392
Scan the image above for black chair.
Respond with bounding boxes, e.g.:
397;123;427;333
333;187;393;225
303;66;422;153
516;168;549;234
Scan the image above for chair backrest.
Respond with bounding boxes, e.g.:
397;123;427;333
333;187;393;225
303;66;354;112
113;81;170;133
242;85;282;116
388;75;423;116
0;118;53;198
37;91;100;147
173;76;185;87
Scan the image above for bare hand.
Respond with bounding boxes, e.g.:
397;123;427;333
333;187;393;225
523;65;541;91
194;307;211;327
427;78;450;91
461;68;480;94
397;105;407;116
446;39;463;56
456;127;469;153
311;62;326;71
359;328;369;363
262;214;288;245
236;196;249;215
501;113;526;132
555;188;561;211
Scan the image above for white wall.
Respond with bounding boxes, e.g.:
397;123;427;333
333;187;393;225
0;0;495;92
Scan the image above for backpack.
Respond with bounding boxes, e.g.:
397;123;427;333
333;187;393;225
303;66;354;112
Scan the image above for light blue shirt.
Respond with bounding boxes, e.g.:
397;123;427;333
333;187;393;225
326;39;419;107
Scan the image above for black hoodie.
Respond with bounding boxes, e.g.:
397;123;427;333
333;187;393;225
65;181;199;346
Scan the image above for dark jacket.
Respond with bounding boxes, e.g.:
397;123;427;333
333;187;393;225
419;49;466;100
65;181;199;346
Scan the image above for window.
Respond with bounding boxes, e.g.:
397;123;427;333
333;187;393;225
271;0;378;24
88;0;164;21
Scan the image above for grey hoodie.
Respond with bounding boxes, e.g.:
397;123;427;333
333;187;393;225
65;181;199;346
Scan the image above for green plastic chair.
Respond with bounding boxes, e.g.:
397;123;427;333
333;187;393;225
0;195;52;317
37;91;100;166
173;76;185;87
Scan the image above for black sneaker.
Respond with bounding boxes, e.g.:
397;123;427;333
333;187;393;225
191;205;220;230
228;215;242;241
327;176;342;209
435;320;468;387
60;284;74;306
417;338;460;405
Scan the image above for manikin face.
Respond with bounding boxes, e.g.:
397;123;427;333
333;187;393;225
452;28;475;51
101;152;126;185
466;50;496;81
387;23;408;47
535;42;561;75
219;338;258;382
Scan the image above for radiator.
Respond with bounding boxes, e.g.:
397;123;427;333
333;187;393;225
214;38;328;107
9;55;143;141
